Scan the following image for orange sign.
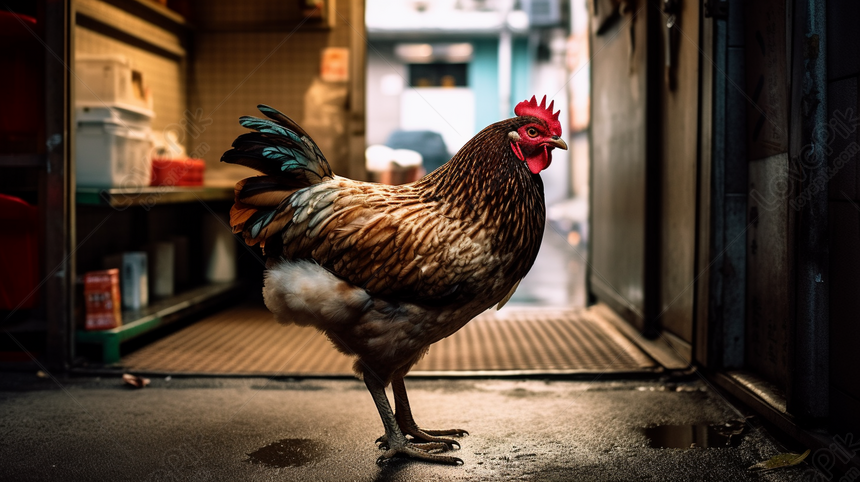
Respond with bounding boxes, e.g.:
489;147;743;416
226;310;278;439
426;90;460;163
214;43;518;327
321;47;350;83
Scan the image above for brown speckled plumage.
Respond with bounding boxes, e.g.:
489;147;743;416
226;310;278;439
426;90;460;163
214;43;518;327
291;119;542;305
228;115;546;324
223;102;561;465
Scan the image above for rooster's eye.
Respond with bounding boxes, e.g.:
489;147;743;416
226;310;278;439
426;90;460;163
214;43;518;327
526;127;538;137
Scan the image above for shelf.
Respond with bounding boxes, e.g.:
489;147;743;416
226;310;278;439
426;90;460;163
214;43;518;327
199;21;332;33
76;280;244;364
196;1;334;32
0;154;45;168
98;0;192;33
75;0;189;61
76;185;234;207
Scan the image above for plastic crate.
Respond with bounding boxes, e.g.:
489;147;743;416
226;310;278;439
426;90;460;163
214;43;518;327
0;195;39;310
151;158;205;186
75;55;153;116
76;106;153;188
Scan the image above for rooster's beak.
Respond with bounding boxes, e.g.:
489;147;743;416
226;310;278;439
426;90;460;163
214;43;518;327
547;136;568;150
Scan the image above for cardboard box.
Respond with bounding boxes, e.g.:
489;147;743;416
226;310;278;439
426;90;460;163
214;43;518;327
83;269;122;330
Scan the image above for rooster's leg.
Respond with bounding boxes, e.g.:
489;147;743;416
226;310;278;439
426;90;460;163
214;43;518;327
378;377;468;450
364;375;463;465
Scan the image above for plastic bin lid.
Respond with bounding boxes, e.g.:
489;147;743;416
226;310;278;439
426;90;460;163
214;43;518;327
76;105;154;125
76;54;131;66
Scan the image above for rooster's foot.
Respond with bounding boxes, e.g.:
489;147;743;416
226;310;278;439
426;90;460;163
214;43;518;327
375;436;449;451
376;443;463;466
376;427;467;450
403;427;466;449
419;428;469;437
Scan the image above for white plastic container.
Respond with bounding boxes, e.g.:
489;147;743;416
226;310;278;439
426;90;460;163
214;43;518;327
76;106;153;187
203;214;237;283
148;241;175;299
121;252;148;311
75;55;154;115
103;252;149;311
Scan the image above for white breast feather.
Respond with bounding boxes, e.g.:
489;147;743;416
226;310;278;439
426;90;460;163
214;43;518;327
264;260;370;329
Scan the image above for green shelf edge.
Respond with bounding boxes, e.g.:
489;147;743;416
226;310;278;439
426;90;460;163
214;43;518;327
75;186;234;207
75;281;244;364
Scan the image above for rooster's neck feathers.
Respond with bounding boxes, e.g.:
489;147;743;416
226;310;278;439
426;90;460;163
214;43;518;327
417;118;544;215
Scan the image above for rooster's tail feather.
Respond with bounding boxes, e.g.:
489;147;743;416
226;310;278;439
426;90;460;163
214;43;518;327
229;177;299;244
221;104;333;184
223;105;334;248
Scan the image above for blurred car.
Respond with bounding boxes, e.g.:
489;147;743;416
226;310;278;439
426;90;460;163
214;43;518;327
385;130;450;174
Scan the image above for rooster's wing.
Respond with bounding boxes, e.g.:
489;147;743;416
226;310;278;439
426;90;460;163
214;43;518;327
224;105;512;307
275;179;506;306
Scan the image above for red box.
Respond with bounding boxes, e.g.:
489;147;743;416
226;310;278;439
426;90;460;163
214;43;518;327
150;158;205;186
0;194;39;310
83;269;122;330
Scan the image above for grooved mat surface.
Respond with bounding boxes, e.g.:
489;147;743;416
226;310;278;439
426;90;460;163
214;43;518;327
121;305;656;375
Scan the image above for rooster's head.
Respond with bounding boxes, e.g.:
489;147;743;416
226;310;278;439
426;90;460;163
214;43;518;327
508;95;568;174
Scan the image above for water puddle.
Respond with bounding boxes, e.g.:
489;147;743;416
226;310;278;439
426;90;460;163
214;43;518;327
644;421;747;449
247;438;326;467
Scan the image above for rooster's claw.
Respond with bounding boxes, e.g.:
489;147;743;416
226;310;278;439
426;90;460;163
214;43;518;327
376;434;389;450
376;444;464;465
423;428;469;437
376;432;461;450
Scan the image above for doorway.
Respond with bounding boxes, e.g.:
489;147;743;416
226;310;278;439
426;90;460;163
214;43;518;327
114;0;664;376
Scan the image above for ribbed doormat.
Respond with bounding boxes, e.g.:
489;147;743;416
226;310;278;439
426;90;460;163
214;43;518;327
121;305;656;375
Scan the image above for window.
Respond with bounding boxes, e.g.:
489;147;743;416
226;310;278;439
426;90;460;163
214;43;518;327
408;63;467;88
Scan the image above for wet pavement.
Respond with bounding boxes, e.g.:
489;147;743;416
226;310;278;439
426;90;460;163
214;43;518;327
0;373;816;481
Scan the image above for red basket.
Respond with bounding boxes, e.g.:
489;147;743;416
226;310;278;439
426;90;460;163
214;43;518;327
0;194;39;310
150;158;205;186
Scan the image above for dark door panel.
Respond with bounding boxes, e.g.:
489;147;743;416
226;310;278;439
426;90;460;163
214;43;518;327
589;3;658;333
657;0;699;347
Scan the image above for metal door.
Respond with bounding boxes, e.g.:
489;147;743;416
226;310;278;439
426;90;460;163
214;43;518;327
589;0;659;334
656;0;700;356
589;0;700;356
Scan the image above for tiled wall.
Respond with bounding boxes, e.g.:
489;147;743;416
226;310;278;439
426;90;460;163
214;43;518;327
826;0;860;434
189;0;353;184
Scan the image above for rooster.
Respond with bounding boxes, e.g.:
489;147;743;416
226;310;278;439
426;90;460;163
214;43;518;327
223;96;566;465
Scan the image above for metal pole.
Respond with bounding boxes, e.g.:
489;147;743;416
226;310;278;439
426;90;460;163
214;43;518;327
498;0;513;118
793;0;829;421
499;28;512;118
44;0;73;370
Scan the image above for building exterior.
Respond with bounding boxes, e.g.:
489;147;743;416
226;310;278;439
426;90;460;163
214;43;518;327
365;0;573;204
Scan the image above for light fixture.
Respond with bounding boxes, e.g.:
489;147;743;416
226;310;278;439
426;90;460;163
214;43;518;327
395;43;474;63
395;43;434;62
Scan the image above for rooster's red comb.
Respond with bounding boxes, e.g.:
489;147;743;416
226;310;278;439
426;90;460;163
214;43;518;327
514;95;561;136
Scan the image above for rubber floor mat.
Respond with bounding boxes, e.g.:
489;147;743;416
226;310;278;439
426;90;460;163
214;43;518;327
121;305;656;375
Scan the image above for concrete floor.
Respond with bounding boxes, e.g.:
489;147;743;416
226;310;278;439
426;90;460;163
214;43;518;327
0;373;815;481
